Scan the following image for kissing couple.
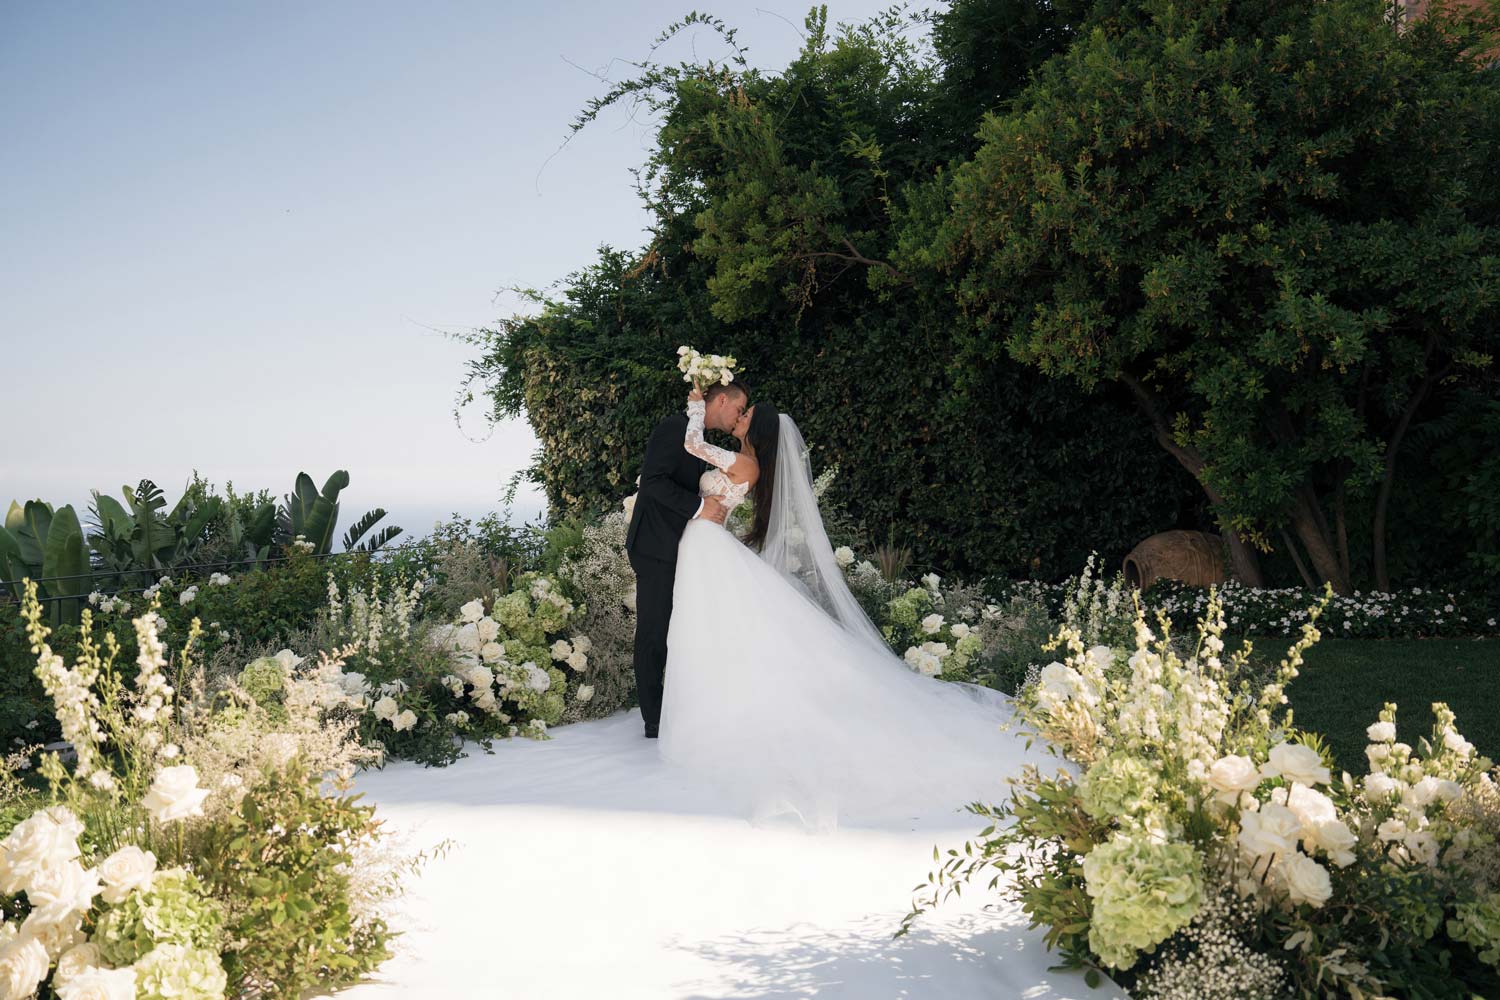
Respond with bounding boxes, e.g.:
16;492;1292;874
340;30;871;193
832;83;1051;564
621;371;1033;830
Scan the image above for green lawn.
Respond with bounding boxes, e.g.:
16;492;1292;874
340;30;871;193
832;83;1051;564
1253;637;1500;773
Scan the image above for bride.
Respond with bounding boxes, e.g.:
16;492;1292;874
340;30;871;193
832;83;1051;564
659;387;1037;830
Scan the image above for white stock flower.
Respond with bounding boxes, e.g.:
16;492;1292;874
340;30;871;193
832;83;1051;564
833;546;855;568
97;845;157;904
1206;755;1261;805
1237;802;1301;861
54;964;137;1000
1402;829;1440;866
142;765;210;824
1443;730;1475;758
1377;818;1408;842
372;696;398;721
459;600;485;624
1366;721;1396;743
391;710;418;732
1368;773;1398;803
1281;851;1333;907
1261;743;1330;787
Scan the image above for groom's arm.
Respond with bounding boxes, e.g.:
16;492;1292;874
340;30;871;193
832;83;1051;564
639;415;704;523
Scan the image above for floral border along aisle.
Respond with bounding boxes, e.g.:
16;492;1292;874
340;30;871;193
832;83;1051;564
0;580;419;1000
900;587;1500;999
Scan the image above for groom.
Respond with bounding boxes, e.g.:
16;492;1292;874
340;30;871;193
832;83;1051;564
625;381;749;738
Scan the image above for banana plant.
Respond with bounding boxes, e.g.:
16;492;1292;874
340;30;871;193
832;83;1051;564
276;470;402;554
0;499;92;623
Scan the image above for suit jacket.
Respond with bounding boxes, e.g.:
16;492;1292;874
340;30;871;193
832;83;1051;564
625;413;705;564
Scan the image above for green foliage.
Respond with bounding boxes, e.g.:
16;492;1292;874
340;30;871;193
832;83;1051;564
276;469;401;555
197;763;394;998
0;499;91;623
461;4;1203;580
911;0;1500;590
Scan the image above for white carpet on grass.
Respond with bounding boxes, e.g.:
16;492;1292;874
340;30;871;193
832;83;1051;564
337;710;1126;1000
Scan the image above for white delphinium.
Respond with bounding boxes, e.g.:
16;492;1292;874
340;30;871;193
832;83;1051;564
21;585;106;781
132;610;175;726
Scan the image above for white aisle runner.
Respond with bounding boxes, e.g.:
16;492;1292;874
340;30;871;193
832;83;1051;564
337;710;1125;1000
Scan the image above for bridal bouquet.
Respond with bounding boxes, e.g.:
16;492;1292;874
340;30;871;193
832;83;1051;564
901;587;1500;999
677;345;741;392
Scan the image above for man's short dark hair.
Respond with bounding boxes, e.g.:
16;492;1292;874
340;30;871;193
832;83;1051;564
705;381;749;405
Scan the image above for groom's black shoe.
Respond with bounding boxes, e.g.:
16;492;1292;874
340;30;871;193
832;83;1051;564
644;727;659;739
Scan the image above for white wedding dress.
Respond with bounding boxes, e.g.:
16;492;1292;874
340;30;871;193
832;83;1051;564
659;401;1039;830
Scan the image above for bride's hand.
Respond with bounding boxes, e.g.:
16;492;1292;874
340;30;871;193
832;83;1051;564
688;386;703;403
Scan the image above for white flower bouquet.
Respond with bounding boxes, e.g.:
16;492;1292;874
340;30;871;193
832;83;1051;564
901;587;1500;998
676;345;741;392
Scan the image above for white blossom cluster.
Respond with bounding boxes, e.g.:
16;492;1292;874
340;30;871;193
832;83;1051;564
676;345;740;390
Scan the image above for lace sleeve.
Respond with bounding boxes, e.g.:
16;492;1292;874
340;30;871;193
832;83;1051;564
684;399;738;473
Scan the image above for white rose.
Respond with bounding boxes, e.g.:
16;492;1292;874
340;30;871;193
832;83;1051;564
921;573;941;591
571;635;592;654
1084;645;1114;673
272;648;304;670
476;618;501;642
1262;742;1331;787
1363;772;1400;801
566;650;588;671
576;684;595;704
142;765;210;824
921;641;951;660
1207;755;1261;804
372;696;398;721
1285;783;1337;832
455;623;482;654
98;845;156;904
459;600;485;624
622;494;638;520
1366;721;1396;743
55;964;137;1000
1309;820;1358;867
23;858;100;914
1281;851;1333;907
833;546;855;568
920;614;945;635
550;640;572;661
0;933;49;1000
0;809;84;894
480;641;505;664
1238;802;1301;861
391;710;418;733
52;943;101;987
950;623;971;640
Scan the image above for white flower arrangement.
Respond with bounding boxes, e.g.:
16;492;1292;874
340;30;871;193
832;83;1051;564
676;345;742;392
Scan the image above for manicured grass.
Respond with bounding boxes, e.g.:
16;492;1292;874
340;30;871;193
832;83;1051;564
1261;637;1498;772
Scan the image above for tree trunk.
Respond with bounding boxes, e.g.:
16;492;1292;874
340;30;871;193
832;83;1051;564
1120;373;1265;587
1373;355;1449;592
1289;486;1350;595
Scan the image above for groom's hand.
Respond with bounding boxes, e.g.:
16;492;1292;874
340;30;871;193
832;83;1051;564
698;497;728;525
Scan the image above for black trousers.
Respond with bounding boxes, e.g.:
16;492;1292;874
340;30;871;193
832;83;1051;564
628;550;676;736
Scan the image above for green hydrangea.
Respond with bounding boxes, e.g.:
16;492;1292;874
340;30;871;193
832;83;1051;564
238;656;288;710
491;591;533;636
1081;833;1203;970
1080;753;1158;822
134;942;228;1000
885;588;933;632
95;868;224;967
947;633;985;674
502;639;550;670
1449;891;1500;966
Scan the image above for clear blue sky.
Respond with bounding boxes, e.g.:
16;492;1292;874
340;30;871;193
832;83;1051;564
0;0;897;538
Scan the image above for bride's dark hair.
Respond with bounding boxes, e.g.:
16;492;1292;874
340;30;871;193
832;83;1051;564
743;402;780;551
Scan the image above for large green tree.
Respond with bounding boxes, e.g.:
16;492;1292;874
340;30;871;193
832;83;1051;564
903;0;1500;591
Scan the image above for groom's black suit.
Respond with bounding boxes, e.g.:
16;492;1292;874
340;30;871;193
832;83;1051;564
625;412;706;737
